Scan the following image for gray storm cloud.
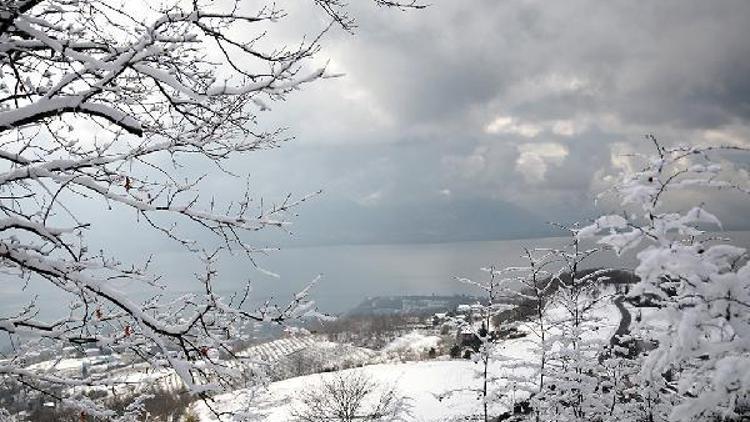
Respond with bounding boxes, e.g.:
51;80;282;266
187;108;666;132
8;0;749;320
264;0;750;241
89;0;750;248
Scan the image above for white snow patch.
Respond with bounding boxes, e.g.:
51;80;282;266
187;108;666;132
383;332;441;355
194;361;514;422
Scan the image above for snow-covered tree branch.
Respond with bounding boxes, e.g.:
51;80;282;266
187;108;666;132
0;0;416;417
580;136;750;421
290;370;412;422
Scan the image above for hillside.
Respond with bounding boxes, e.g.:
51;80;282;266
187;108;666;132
346;295;481;316
193;299;622;421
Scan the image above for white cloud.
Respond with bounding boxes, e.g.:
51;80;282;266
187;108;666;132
485;115;585;138
485;116;543;138
702;127;750;148
551;120;580;137
515;142;569;184
608;142;638;173
442;147;489;180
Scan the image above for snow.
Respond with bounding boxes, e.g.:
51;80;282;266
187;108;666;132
237;336;321;362
27;358;88;372
194;360;514;422
194;301;622;421
382;332;441;355
537;300;621;343
576;214;628;239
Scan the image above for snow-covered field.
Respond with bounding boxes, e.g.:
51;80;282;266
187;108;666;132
382;332;441;356
194;301;622;421
23;335;379;399
194;360;514;422
238;336;321;362
21;298;624;421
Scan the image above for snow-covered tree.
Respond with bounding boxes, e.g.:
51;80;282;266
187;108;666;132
579;136;750;421
455;267;516;422
290;371;412;422
488;248;557;422
454;243;614;422
538;228;615;422
0;0;420;418
511;249;556;396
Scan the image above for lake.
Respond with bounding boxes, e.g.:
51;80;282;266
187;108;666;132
2;231;748;331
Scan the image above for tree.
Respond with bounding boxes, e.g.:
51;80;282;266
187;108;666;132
500;240;659;422
491;248;557;422
556;229;611;420
0;0;421;418
579;136;750;421
455;267;516;422
290;370;411;422
478;228;620;422
449;344;461;359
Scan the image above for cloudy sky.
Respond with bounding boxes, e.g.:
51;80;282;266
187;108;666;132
213;0;750;247
6;0;750;317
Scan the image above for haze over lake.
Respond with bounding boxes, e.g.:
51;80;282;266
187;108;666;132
5;232;749;320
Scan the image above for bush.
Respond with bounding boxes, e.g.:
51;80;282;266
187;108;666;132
449;344;461;359
290;371;411;422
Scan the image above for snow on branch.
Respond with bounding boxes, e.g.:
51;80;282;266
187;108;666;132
0;0;421;417
581;137;750;420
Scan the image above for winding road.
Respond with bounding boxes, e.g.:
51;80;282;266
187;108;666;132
610;295;632;347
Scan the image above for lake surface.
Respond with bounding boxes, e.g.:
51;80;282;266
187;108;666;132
2;231;749;327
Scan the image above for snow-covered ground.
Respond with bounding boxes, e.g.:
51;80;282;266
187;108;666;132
194;300;622;421
21;297;624;421
382;332;441;355
23;335;379;400
237;336;321;362
194;360;515;422
27;357;97;372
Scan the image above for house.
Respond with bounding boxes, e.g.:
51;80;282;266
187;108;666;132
432;313;447;326
456;325;477;345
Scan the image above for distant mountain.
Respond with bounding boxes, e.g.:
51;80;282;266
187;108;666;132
346;295;481;317
281;196;554;247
